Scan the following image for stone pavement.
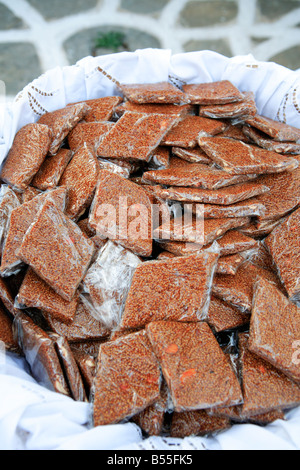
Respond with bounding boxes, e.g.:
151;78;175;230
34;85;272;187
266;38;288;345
1;0;300;100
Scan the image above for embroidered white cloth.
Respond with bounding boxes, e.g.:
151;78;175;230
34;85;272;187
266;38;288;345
0;48;299;450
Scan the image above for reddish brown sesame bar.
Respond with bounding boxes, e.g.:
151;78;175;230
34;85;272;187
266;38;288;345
172;146;212;164
120;81;189;104
142;163;258;189
115;101;195;117
89;170;153;257
0;305;19;352
38;102;90;155
162;115;227;148
170;409;231;438
146;321;243;412
58;143;99;220
67;121;114;152
73;350;96;399
249;278;300;383
199;91;257;120
216;252;246;275
16;267;79;325
0;185;21;253
150;146;170;169
183;80;244;105
18;199;95;302
200;201;266;219
237;333;300;417
198;136;299;175
96;111;180;162
213;230;259;256
152;180;270;205
44;297;110;343
0;187;67;276
242;125;300;154
0;123;52;191
119;251;218;330
14;312;70;396
265;207;300;303
245;114;300;142
68;96;123;122
212;260;285;314
93;329;161;426
207;295;249;333
32;148;73;190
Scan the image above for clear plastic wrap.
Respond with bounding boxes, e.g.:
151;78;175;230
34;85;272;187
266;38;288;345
182;80;244;105
67;121;114;152
0;185;20;255
237;333;300;417
201;201;266;219
119;250;219;330
18;199;95;302
97;111;180;162
119;82;189;105
15;267;79;325
13;312;70;396
89;170;153;258
162;115;226;148
198;136;299;175
249;277;300;383
207;295;249;333
265;207;300;303
58;143;99;220
170;409;231;438
81;240;142;330
245;114;300;142
171;146;212;164
32;148;73;190
92;329;161;426
0;123;52;191
0;187;67;277
199;91;257;120
38;102;90;155
242;125;300;154
151;180;270;205
142;163;258;189
146;321;243;412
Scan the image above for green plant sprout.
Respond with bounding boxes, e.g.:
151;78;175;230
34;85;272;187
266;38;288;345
94;31;127;51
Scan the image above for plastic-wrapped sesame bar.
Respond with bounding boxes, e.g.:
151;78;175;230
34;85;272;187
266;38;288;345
32;148;73;191
237;333;300;417
13;312;71;396
58;143;99;221
132;379;170;436
172;146;212;164
119;251;219;330
162;115;227;148
89;170;153;258
93;329;161;426
151;180;270;205
44;297;110;343
68;96;123;122
212;260;285;314
21;186;41;203
265;207;300;303
0;277;23;318
170;409;231;438
198;136;299;175
153;215;250;245
245;114;300;142
214;230;259;255
149;146;170;169
48;332;87;402
38;102;90;155
207;295;249;333
182;80;244;105
242;125;300;154
16;267;79;325
249;277;300;383
0;185;21;254
73;350;96;400
115;101;196;118
82;241;142;330
244;167;300;222
216;253;246;275
146;321;243;412
96;111;180;162
201;201;266;219
142;163;258;189
0;305;20;352
218;123;252;143
0;123;52;191
67;121;114;152
18;200;95;302
0;187;67;277
199;91;257;120
119;82;189;105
